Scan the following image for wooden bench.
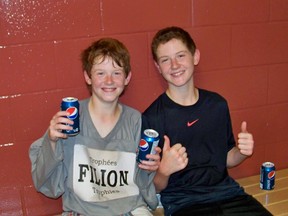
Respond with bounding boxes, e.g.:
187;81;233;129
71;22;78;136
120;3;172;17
152;168;288;216
236;168;288;216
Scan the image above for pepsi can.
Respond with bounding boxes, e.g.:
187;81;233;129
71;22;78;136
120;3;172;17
137;129;159;162
260;162;275;190
61;97;80;135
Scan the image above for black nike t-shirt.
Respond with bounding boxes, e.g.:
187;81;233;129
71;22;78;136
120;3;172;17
142;89;245;215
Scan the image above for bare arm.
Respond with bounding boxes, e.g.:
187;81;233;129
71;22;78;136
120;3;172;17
227;121;254;168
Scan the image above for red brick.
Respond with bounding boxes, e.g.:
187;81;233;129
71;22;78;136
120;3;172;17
102;0;191;34
24;186;62;216
54;38;95;89
0;187;23;215
41;88;90;123
266;104;288;143
10;94;47;142
115;33;150;80
266;141;288;171
230;103;288;148
270;0;288;21
0;98;13;144
0;0;101;45
230;107;271;149
1;43;57;95
231;23;288;67
0;141;32;187
193;0;269;26
120;76;166;112
0;47;12;96
268;63;288;104
229;109;268;178
188;27;231;71
194;66;268;110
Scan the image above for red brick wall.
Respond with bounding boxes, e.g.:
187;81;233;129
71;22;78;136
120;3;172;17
0;0;287;215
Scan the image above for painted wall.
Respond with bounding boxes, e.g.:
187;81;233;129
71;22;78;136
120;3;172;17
0;0;287;215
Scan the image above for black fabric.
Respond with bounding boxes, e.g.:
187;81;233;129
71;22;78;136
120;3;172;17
172;195;273;216
142;89;247;216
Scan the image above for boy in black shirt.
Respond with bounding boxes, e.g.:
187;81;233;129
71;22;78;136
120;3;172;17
143;26;272;216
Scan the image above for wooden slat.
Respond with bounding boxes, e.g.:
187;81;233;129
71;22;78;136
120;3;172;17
242;176;288;195
151;169;288;216
236;175;260;186
254;188;288;205
265;200;288;215
236;168;288;216
151;208;164;216
237;168;288;187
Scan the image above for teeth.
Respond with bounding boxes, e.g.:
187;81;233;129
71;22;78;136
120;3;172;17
103;88;115;92
172;71;183;76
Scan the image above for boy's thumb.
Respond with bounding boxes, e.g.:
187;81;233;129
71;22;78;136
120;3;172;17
163;135;171;152
241;121;248;133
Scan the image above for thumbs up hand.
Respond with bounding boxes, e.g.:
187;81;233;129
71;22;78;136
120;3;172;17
159;135;188;176
237;121;254;156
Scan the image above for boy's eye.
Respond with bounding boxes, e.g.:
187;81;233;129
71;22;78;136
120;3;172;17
114;70;123;76
160;58;169;64
96;72;104;76
177;53;185;59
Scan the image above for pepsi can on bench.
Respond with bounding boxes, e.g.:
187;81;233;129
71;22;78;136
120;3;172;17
260;162;275;190
137;129;159;162
61;97;80;136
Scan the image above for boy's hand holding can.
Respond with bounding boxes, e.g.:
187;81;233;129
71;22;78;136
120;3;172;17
48;111;74;142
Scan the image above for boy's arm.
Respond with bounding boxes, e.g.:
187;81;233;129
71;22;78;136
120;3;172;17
29;110;73;197
29;132;65;198
227;121;254;168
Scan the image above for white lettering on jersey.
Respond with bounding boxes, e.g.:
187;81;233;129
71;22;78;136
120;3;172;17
73;144;139;202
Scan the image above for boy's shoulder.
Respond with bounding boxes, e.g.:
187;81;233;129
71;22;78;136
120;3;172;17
199;88;227;102
121;103;141;116
79;98;89;107
143;93;166;116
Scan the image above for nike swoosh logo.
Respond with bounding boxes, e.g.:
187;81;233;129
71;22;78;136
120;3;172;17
187;119;199;127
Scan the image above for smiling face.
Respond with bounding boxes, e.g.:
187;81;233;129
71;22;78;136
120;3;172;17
84;56;131;104
155;38;200;88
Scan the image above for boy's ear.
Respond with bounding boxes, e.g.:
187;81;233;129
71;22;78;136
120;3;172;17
124;71;132;86
193;49;200;66
84;70;92;85
154;61;162;74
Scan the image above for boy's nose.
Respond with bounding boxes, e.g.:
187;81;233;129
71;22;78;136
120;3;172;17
171;58;180;68
105;75;113;84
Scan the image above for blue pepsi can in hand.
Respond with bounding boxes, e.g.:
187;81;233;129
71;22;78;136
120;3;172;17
260;162;275;190
61;97;80;136
137;129;159;163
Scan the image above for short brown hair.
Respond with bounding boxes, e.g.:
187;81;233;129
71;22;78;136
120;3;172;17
81;38;131;77
151;26;197;62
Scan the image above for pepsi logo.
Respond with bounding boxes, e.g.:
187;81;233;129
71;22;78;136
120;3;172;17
268;170;275;179
139;139;149;151
66;107;78;120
